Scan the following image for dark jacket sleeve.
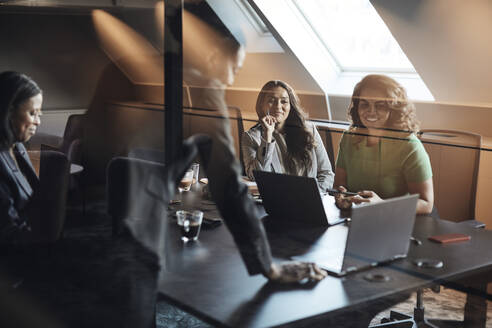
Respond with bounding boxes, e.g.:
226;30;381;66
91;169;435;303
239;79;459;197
0;145;37;244
197;85;273;276
0;175;31;244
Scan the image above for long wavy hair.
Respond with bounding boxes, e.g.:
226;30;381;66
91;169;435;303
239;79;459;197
0;71;42;150
348;75;420;139
256;80;314;173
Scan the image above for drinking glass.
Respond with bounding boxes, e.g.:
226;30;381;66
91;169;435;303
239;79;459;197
176;210;203;242
191;163;199;185
178;169;194;192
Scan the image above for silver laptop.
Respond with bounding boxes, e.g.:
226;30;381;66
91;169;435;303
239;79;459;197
253;170;345;227
291;194;418;276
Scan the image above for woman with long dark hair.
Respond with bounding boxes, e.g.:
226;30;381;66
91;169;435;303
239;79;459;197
242;80;334;190
0;71;43;243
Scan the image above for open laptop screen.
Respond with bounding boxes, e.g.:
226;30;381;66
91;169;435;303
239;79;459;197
291;194;418;276
254;170;344;227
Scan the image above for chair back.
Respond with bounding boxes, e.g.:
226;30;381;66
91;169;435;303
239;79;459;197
323;129;336;172
227;106;245;174
66;138;83;165
128;148;165;164
418;129;481;221
38;151;70;241
183;106;245;173
107;157;171;238
107;135;210;238
60;114;85;155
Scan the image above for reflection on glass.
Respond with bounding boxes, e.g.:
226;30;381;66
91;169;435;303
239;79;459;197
155;1;165;51
92;9;163;84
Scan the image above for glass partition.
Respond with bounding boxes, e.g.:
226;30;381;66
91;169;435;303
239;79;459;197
0;1;490;327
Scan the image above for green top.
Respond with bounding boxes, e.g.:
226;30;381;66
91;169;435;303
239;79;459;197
335;131;432;199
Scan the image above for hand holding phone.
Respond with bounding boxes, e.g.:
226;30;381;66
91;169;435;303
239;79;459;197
330;186;354;210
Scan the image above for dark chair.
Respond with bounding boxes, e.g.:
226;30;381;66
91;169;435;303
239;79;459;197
183;105;245;174
128;147;166;164
41;114;86;210
323;128;336;172
59;114;85;159
107;156;168;237
375;221;486;328
37;150;70;242
107;134;211;237
377;260;487;328
107;135;211;328
37;114;86;165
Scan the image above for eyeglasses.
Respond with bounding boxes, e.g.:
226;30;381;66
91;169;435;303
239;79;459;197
358;99;390;116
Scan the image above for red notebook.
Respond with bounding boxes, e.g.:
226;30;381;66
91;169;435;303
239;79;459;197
428;233;471;244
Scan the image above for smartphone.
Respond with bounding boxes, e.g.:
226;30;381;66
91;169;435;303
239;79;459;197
326;188;358;197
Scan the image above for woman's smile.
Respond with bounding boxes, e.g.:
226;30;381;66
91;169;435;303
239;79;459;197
357;87;391;130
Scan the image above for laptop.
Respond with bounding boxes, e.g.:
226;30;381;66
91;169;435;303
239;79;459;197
253;170;345;227
291;194;419;276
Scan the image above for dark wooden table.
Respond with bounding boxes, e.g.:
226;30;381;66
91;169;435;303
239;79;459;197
156;197;492;327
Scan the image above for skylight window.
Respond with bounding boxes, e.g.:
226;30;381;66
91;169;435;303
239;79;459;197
250;0;433;101
292;0;414;72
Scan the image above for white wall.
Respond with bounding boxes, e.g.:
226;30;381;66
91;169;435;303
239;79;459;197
234;52;323;93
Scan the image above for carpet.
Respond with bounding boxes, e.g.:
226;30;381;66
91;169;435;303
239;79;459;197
156;300;213;328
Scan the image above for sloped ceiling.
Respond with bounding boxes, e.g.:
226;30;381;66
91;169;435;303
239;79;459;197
372;0;492;105
206;0;282;53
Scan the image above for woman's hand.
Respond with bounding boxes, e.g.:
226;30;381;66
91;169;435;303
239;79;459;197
334;186;353;210
334;187;383;208
350;190;383;204
266;261;327;283
260;115;276;143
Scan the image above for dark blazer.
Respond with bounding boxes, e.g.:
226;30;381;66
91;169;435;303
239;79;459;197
0;143;39;243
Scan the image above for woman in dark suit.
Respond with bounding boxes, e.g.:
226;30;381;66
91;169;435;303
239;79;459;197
0;71;42;244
